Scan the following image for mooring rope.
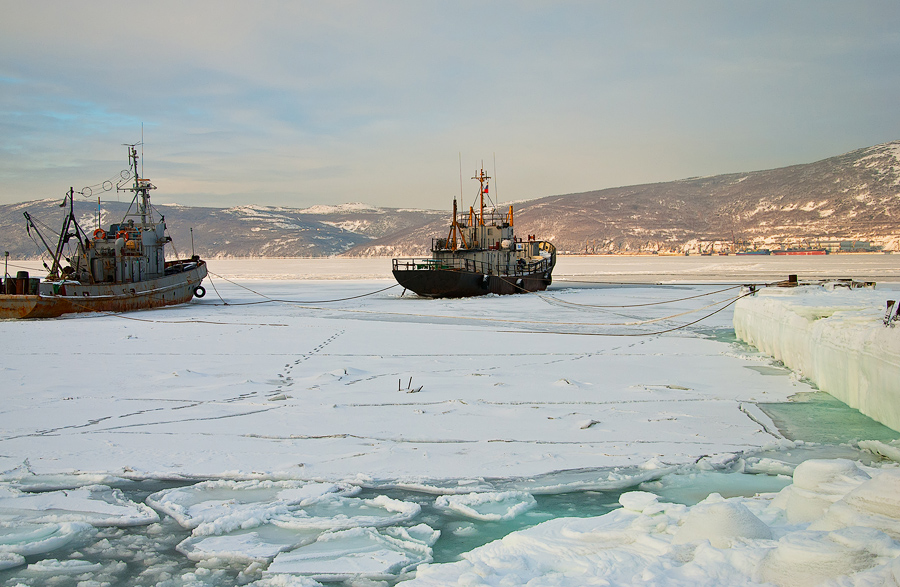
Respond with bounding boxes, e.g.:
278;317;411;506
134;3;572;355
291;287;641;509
537;284;743;308
198;271;400;305
505;290;756;337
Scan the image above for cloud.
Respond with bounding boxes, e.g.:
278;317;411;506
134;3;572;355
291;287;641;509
1;1;899;209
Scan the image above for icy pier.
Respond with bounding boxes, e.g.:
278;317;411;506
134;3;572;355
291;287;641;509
734;285;900;432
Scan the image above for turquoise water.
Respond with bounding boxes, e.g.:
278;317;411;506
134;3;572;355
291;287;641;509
759;391;900;444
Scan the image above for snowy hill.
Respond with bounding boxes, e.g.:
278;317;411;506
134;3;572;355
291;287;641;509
3;141;899;259
0;200;445;259
345;140;900;256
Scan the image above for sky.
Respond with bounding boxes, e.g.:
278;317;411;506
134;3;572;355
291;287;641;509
1;1;899;211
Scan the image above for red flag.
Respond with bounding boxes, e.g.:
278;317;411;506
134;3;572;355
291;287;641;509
483;184;489;194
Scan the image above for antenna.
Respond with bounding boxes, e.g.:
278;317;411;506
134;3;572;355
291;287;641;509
141;123;144;178
458;152;463;203
493;152;498;205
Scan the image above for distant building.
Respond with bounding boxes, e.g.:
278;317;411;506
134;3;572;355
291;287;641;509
818;240;880;252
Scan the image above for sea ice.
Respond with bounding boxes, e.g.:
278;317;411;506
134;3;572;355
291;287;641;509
23;558;104;574
0;471;131;492
249;575;325;587
0;259;896;585
147;480;360;530
0;275;805;482
264;525;435;581
734;285;900;432
0;521;94;557
177;524;322;563
672;500;773;547
266;494;421;533
402;461;900;585
433;490;537;521
0;552;24;570
859;439;900;462
173;488;422;566
775;458;872;523
507;466;674;495
0;484;158;527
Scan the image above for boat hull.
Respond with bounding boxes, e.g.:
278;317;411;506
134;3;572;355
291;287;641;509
771;250;827;255
0;261;207;319
393;268;552;298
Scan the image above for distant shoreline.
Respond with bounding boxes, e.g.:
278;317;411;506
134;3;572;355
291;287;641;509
7;255;897;283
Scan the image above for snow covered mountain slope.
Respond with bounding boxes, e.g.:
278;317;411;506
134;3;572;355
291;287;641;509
3;141;898;259
0;200;444;259
346;140;900;256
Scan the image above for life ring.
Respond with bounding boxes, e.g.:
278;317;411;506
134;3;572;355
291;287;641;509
93;228;107;240
193;285;206;298
116;230;129;240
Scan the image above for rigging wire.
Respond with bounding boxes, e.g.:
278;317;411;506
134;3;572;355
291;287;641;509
198;271;401;305
537;284;743;308
73;169;132;199
204;272;229;304
506;290;756;337
555;278;761;287
267;291;743;328
2;262;45;272
197;269;747;328
534;293;739;325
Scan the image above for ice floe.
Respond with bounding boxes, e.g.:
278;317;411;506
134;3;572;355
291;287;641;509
176;493;422;564
157;477;424;575
178;524;322;563
0;552;24;570
0;484;158;526
403;460;900;585
434;490;536;521
0;521;94;557
263;525;436;582
0;470;132;492
268;494;421;532
147;480;360;530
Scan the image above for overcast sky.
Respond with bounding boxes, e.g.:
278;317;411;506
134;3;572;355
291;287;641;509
2;1;899;210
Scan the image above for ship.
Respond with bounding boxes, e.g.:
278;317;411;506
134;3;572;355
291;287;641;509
771;248;828;256
0;145;207;319
392;168;556;297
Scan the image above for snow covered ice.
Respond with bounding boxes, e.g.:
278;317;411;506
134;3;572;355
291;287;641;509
0;256;897;585
734;283;900;431
434;491;536;521
146;480;361;531
405;461;900;586
0;259;812;481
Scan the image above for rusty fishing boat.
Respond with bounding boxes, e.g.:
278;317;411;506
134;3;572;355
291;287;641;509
392;167;556;297
0;145;207;319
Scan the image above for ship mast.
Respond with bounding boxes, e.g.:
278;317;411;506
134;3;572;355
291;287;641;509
120;144;156;227
471;168;491;249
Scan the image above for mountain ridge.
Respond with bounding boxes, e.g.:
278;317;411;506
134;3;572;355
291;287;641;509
2;141;898;260
345;140;900;256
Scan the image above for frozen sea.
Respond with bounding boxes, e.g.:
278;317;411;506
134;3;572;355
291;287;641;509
1;255;898;586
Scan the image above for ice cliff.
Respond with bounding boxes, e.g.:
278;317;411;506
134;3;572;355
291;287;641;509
733;284;900;432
